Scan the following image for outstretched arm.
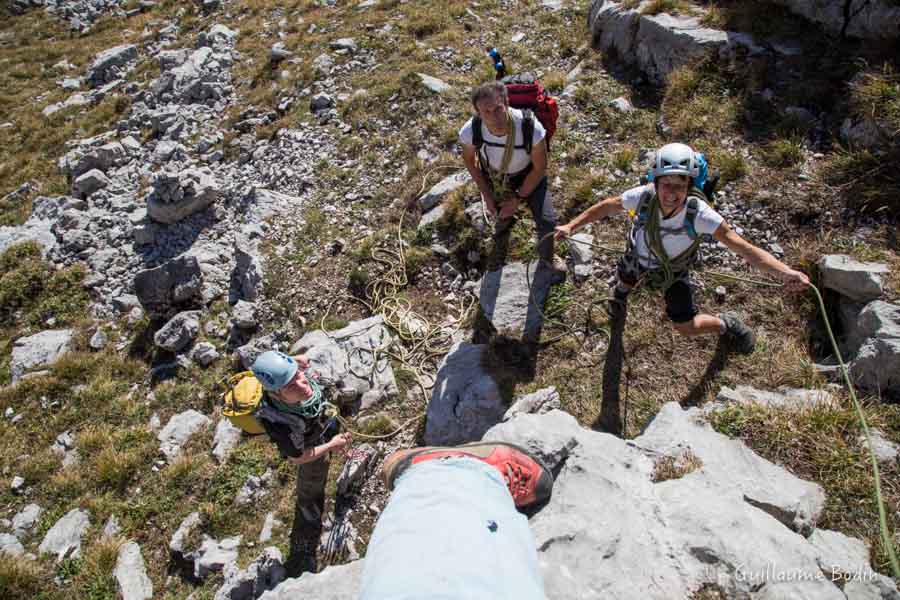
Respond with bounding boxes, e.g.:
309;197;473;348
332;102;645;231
554;195;625;240
713;222;810;292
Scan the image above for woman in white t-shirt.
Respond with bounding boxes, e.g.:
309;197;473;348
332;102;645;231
554;143;810;354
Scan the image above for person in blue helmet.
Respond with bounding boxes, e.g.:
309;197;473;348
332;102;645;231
250;350;352;574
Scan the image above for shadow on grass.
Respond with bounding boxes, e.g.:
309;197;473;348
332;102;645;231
680;336;730;408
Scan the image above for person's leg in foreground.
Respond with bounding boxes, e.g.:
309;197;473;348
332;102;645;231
359;442;554;600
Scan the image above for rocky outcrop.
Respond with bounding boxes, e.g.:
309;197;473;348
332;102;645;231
424;342;504;445
134;254;204;317
212;418;243;463
478;261;565;341
846;301;900;398
819;254;888;303
768;0;900;41
86;43;137;88
266;403;893;598
714;385;837;409
289;316;399;411
147;168;220;225
214;546;286;600
10;329;74;383
588;1;763;85
153;310;201;352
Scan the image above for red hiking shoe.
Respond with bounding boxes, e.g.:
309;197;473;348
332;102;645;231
382;441;554;508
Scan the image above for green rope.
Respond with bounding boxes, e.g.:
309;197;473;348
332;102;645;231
270;371;325;419
643;192;700;291
809;284;900;579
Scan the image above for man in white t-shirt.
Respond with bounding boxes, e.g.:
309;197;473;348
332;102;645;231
554;143;810;354
459;81;560;268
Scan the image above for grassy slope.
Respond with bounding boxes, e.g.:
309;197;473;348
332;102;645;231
0;0;898;597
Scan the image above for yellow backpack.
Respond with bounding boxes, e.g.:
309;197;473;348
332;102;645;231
221;371;266;435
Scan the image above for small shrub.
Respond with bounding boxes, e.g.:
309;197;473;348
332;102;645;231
357;414;400;437
403;247;432;281
542;70;567;94
761;138;804;168
710;150;747;183
612;145;637;172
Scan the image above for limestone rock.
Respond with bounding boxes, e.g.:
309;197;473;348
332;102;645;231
635;403;825;534
212;419;243;463
418;171;470;212
271;402;854;598
714;385;837;409
192;342;220;366
231;300;258;329
478;261;565;341
424;342;503;445
503;386;561;422
153;310;201;353
236;331;290;370
859;428;898;464
89;328;108;350
847;301;900;399
819;254;887;302
417;73;451;94
610;96;633;113
72;168;110;198
587;1;762;84
568;233;594;280
12;503;42;538
214;546;286;600
114;541;153;600
0;533;24;557
158;409;212;461
196;535;241;579
147;168;220;225
10;329;74;383
257;561;363;599
329;37;358;53
290;316;399;410
169;511;202;559
417;204;445;230
232;232;264;303
87;44;138;87
767;0;900;41
336;443;377;495
38;508;90;561
134;254;204;317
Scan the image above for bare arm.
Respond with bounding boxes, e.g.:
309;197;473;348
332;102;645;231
554;195;625;240
517;139;547;197
289;433;352;465
713;223;810;292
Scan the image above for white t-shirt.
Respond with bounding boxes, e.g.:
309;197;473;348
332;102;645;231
620;184;724;269
458;108;545;175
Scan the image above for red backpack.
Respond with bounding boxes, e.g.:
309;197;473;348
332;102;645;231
472;73;559;154
501;73;559;151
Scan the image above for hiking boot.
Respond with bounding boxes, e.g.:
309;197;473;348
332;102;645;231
381;442;554;508
719;311;755;354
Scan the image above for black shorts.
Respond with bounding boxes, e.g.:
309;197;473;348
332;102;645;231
616;259;698;323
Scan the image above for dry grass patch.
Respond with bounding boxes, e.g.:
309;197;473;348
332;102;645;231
652;449;703;482
708;400;900;574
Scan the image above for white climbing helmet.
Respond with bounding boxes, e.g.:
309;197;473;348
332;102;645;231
652;143;699;179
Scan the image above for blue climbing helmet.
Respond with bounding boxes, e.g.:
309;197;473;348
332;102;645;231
251;351;298;391
647;143;708;192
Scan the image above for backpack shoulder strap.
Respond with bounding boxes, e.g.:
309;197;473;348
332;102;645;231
684;196;700;239
472;116;484;150
521;109;534;155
